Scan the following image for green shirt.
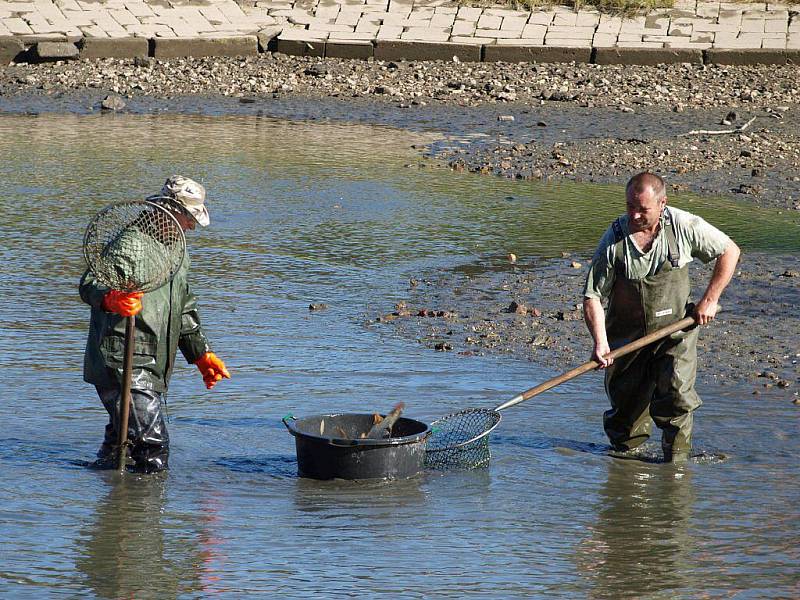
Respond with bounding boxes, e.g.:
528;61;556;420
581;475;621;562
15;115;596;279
584;206;731;300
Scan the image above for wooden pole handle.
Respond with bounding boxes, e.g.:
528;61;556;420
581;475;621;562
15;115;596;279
117;315;135;472
494;316;696;412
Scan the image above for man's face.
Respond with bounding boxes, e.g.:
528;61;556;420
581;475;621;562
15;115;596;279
626;187;666;233
173;210;196;232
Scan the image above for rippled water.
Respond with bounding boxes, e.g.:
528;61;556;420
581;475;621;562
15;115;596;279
0;113;798;599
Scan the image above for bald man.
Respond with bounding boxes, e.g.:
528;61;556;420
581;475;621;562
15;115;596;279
583;172;740;463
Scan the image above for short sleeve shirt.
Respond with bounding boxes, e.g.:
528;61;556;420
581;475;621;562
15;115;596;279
583;206;731;300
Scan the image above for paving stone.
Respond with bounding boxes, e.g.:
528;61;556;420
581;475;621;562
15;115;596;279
521;24;545;38
546;25;594;39
765;19;787;32
476;14;500;29
762;35;786;47
552;12;577;26
153;34;258;57
325;38;372;56
275;36;325;55
374;39;480;61
450;20;474;35
376;24;402;38
430;12;454;27
5;18;34;34
528;12;553;26
741;19;765;32
456;6;481;20
401;27;449;41
592;32;617;47
256;23;282;49
475;29;522;40
449;35;493;44
328;29;372;38
354;21;378;33
483;44;591;62
544;37;591;47
495;36;542;45
501;16;526;31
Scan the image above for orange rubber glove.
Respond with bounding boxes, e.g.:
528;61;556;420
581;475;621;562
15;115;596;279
194;352;231;389
102;290;144;317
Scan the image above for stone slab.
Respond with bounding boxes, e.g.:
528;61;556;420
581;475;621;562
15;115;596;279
152;35;258;58
275;37;325;57
704;47;800;63
78;36;148;58
325;39;373;58
33;40;79;60
0;36;24;64
483;44;591;63
593;46;703;64
373;40;481;61
257;24;283;51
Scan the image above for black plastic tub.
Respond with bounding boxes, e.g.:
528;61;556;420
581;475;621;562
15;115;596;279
282;413;431;480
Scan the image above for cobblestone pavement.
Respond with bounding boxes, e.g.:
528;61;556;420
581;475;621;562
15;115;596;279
0;0;799;54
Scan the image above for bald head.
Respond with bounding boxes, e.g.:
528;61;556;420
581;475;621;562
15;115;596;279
626;172;666;203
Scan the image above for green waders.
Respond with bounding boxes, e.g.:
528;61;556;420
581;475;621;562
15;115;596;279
603;218;701;462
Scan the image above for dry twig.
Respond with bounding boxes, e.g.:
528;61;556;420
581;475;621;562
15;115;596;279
678;116;757;137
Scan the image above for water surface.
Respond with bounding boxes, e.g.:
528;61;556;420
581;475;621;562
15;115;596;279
0;113;797;599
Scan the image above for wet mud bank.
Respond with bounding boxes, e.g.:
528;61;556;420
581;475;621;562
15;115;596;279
1;54;800;208
372;252;800;400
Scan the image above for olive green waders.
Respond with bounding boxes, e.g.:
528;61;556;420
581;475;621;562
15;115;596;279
603;218;701;462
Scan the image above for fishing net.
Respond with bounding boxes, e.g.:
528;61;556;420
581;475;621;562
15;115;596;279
424;408;502;470
83;200;186;292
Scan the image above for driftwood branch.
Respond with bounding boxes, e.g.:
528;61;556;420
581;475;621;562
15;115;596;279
678;116;757;137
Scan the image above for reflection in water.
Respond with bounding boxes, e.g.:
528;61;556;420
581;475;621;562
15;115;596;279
576;460;694;599
75;475;222;599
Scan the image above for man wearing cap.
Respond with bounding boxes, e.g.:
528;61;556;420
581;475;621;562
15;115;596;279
79;176;230;473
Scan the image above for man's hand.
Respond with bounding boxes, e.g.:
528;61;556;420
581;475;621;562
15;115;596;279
194;352;231;389
592;342;613;369
102;290;143;317
693;297;719;325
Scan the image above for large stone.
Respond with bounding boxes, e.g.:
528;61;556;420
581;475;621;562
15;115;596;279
704;48;800;65
275;38;325;57
593;47;703;65
79;37;149;60
326;40;373;59
483;45;592;63
257;25;283;52
0;37;24;65
374;41;481;62
152;36;258;59
33;41;79;62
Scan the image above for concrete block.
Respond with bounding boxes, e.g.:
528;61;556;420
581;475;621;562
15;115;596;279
483;44;592;63
0;37;24;64
152;35;259;58
593;46;703;64
275;37;325;56
374;40;481;61
33;41;79;61
325;39;373;58
704;47;800;63
79;36;148;58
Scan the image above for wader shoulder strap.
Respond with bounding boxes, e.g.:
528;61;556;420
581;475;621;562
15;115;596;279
612;218;625;244
612;218;625;273
663;209;680;268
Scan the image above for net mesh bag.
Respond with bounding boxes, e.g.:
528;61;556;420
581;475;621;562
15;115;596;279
424;408;502;470
83;200;186;292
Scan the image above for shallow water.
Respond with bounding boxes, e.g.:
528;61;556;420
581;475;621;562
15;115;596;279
0;113;798;599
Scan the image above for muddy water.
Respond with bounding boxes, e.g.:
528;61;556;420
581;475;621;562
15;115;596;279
0;113;797;599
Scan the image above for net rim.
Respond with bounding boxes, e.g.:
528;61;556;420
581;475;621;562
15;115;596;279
425;408;502;453
83;200;186;292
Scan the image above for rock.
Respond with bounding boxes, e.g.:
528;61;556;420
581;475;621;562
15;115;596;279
740;149;752;157
507;253;517;263
507;301;528;315
309;303;328;311
724;110;738;123
100;95;125;111
536;121;547;127
434;342;453;351
779;270;799;278
498;115;514;122
570;261;582;269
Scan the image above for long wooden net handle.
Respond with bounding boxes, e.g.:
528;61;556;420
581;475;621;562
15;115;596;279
495;316;696;412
